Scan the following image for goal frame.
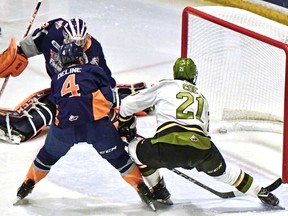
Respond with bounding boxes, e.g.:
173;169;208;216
181;6;288;183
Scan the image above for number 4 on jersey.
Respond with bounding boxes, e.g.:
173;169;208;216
61;74;80;97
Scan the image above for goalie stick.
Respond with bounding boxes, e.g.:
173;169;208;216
171;168;282;199
0;0;42;100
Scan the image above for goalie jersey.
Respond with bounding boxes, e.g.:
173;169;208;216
51;63;113;128
19;18;116;87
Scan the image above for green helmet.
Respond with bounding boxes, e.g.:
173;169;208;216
173;58;198;84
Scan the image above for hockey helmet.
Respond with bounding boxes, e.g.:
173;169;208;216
63;18;88;47
173;57;198;84
59;42;84;66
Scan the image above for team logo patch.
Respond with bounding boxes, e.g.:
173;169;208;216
55;20;64;30
69;115;79;122
190;135;198;142
99;146;117;154
89;57;99;65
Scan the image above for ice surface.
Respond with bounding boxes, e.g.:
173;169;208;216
0;0;287;215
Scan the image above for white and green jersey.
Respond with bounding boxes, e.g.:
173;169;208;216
120;79;210;134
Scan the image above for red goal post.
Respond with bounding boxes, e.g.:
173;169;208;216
181;6;288;182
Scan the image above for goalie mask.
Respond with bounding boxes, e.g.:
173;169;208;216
173;58;198;85
59;42;84;66
63;18;88;47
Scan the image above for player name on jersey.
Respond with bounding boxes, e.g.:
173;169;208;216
57;67;82;79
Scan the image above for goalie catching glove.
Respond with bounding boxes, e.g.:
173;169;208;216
118;115;136;142
0;37;28;78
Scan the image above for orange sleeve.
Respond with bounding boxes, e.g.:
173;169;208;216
92;90;111;120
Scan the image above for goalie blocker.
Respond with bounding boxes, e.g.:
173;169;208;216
0;88;55;144
0;37;28;78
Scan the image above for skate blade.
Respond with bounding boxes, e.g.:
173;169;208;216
156;198;173;205
13;198;29;206
148;202;156;211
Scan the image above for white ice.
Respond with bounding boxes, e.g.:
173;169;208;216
0;0;287;215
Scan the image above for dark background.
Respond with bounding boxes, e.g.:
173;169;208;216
264;0;288;8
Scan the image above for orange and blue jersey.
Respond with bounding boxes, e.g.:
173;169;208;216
31;18;116;87
51;63;113;128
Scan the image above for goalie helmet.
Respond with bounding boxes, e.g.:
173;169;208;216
173;58;198;85
59;42;84;66
63;18;88;47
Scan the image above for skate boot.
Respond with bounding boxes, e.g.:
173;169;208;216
257;187;279;207
151;177;173;205
16;179;35;199
137;182;156;211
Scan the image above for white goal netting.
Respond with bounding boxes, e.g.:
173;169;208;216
182;6;288;133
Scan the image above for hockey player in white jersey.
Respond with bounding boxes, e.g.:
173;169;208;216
118;57;280;207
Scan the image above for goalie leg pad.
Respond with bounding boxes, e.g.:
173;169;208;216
117;82;147;100
116;82;153;116
0;89;56;143
0;37;28;78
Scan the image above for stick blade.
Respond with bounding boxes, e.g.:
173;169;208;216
265;178;282;192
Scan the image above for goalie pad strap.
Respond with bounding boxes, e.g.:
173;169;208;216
0;88;52;117
0;37;28;78
0;88;56;142
5;113;12;138
24;110;37;137
36;100;54;126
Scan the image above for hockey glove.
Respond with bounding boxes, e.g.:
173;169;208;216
118;115;136;142
0;37;28;78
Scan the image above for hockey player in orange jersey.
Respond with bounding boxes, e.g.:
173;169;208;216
14;42;158;210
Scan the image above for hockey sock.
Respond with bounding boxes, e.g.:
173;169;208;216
26;164;49;183
213;164;241;185
122;164;144;192
138;167;160;188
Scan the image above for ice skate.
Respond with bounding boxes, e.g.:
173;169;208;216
17;179;35;199
137;182;156;211
13;179;35;205
151;177;173;205
257;187;279;207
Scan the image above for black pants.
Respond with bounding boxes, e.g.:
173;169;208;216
136;139;226;177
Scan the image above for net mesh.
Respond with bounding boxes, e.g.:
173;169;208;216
184;6;288;130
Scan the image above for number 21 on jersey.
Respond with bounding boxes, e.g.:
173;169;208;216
176;92;204;122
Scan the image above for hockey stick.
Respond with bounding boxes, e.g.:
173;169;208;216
171;168;283;199
0;0;42;100
170;168;240;198
135;134;282;198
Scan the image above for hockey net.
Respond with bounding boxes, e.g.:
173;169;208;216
181;6;288;182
